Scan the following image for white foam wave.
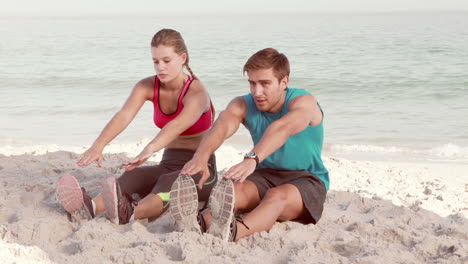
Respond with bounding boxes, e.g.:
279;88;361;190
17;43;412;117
428;143;468;158
2;140;467;163
0;139;154;157
0;139;250;167
328;143;468;161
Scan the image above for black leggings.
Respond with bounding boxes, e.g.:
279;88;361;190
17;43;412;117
117;148;217;204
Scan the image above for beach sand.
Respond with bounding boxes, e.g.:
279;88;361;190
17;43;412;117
0;145;467;263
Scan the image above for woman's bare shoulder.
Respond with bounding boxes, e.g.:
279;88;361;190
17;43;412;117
187;79;209;95
135;76;156;89
131;76;156;100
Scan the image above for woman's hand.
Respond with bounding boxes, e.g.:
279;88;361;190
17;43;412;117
123;144;155;171
181;158;210;190
77;145;104;167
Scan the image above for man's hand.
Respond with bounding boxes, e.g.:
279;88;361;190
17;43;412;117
222;158;256;183
181;158;211;190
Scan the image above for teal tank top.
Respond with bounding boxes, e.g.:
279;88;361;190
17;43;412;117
243;88;330;190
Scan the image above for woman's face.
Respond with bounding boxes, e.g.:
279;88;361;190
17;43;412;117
151;45;187;82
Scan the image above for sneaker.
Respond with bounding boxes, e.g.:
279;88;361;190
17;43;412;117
57;174;95;220
101;177;135;225
206;179;236;241
169;174;201;233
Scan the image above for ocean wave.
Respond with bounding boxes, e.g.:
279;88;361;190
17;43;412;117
0;139;250;170
2;139;467;164
0;139;153;157
328;143;468;161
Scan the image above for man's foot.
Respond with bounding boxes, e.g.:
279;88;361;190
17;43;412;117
169;174;201;233
101;177;135;225
57;174;95;220
207;179;236;241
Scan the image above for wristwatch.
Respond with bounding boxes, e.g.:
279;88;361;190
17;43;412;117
244;151;259;166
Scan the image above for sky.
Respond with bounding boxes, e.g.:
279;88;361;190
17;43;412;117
2;0;468;15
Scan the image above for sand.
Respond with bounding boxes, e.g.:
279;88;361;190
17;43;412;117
0;145;467;264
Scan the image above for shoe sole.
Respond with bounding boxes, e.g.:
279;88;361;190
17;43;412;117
169;174;200;233
57;174;83;213
207;179;235;241
101;177;118;224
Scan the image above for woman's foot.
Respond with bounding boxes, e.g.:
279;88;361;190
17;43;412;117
101;177;135;224
57;174;95;220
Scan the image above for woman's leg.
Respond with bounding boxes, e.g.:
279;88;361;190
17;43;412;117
102;149;217;224
133;193;165;220
94;164;172;216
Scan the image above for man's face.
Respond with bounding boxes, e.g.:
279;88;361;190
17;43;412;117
247;68;288;113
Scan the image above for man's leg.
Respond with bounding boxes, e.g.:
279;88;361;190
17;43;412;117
201;179;261;228
233;180;263;212
234;183;306;241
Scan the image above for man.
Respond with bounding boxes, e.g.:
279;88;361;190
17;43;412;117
169;48;329;242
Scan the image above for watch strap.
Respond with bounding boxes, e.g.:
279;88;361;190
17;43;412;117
244;152;259;166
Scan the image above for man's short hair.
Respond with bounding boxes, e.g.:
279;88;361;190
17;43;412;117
243;48;290;81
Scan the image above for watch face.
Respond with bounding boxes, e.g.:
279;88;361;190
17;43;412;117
245;151;256;158
244;151;259;166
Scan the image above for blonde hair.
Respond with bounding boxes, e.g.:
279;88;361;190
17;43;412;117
151;29;197;79
152;29;215;119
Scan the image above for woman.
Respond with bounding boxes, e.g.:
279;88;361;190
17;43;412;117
57;29;216;228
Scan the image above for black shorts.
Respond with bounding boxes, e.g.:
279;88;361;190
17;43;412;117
246;168;327;224
117;148;217;204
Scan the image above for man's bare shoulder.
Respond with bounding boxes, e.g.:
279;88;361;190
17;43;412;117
289;93;316;108
228;96;247;109
289;93;322;126
220;96;247;121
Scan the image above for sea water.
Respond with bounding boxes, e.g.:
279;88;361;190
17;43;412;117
1;13;467;162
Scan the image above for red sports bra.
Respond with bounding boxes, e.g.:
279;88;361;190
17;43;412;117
153;75;212;136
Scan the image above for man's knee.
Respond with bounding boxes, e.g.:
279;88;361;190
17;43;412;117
263;187;288;205
264;186;302;221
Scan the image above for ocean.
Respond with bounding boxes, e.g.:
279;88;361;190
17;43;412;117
1;12;467;162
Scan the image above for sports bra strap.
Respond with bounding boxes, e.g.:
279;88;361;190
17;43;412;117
178;76;194;104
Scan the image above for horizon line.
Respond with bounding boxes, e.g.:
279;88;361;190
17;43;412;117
1;9;468;17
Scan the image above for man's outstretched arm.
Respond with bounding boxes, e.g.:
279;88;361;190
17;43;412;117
223;94;322;182
182;97;247;189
